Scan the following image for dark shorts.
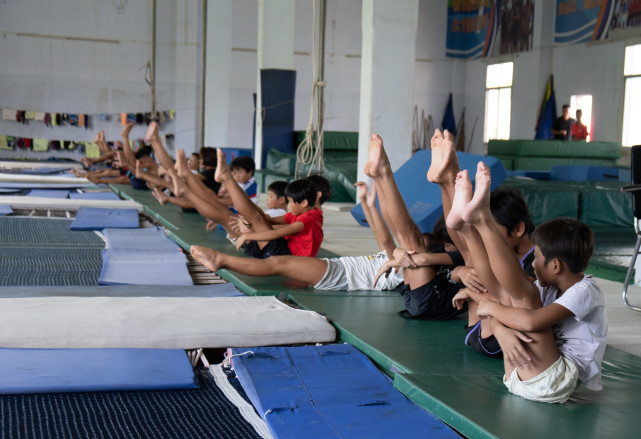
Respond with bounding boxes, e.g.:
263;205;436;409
396;274;466;320
464;320;503;359
242;238;292;259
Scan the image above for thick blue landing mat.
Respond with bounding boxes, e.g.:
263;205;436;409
70;191;121;201
231;344;458;439
28;189;70;198
103;227;180;250
0;205;12;216
0;188;20;193
99;248;193;286
0;348;198;395
351;150;506;233
70;207;139;230
0;182;91;189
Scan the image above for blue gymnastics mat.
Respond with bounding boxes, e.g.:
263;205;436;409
0;205;12;216
0;348;198;395
99;248;193;286
103;227;179;251
0;182;92;189
0;188;20;193
70;207;139;230
351;150;506;233
0;284;244;298
230;344;458;439
69;191;121;201
28;189;70;198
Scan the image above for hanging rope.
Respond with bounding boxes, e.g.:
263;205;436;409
295;0;326;178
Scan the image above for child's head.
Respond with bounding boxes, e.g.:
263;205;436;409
532;218;593;275
426;215;454;252
188;152;200;171
285;178;317;214
266;180;288;210
230;156;255;184
307;174;332;206
200;147;217;169
135;146;156;169
490;188;535;241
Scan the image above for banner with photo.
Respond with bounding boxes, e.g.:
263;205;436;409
555;0;641;45
446;0;535;59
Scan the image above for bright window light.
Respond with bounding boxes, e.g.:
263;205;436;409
484;62;513;142
570;94;592;141
623;44;641;147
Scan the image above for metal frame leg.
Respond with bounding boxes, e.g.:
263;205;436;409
623;234;641;312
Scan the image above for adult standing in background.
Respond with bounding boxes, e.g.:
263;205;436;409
551;104;575;140
572;109;589;141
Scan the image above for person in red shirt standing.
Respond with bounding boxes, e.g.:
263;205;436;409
572;109;589;141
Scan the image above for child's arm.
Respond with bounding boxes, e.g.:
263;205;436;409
451;266;487;293
235;222;304;251
477;301;574;332
268;215;288;225
489;317;533;368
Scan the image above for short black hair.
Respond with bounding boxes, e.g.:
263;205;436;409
230;156;255;175
490;188;535;237
285;178;317;205
532;218;593;274
200;147;217;168
562;104;570;110
307;174;332;204
191;152;200;158
267;180;288;199
135;145;154;160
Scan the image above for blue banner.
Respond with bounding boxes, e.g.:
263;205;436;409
555;0;641;44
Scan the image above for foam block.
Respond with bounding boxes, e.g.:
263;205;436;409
550;165;620;181
231;345;459;439
351;151;506;233
69;191;121;201
71;207;139;230
0;205;12;216
99;248;193;286
28;189;70;198
102;227;179;251
0;348;198;395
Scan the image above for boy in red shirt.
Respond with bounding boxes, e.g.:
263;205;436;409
216;149;323;258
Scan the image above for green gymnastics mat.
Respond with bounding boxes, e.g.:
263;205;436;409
288;293;641;439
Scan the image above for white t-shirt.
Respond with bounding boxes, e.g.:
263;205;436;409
538;275;608;391
336;251;404;291
264;208;287;218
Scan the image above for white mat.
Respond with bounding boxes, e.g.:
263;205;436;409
0;296;336;349
0;173;88;184
1;196;142;211
0;161;83;170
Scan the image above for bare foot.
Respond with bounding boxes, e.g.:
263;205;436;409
191;245;223;272
81;157;93;168
135;160;147;179
461;161;492;224
214;148;233;183
427;129;459;184
363;133;391;178
446;170;473;230
145;121;159;142
174;150;191;179
172;175;188;197
121;122;134;139
93;131;102;143
152;188;168;206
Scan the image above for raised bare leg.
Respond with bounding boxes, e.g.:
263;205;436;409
191;245;329;285
145;121;175;171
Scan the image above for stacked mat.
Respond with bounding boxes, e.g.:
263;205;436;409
99;227;193;286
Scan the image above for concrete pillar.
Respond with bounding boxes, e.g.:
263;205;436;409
358;0;419;181
254;0;295;169
204;0;233;148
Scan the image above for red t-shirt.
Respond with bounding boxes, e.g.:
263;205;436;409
283;208;324;257
572;123;588;140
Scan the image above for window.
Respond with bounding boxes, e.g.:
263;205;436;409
484;62;513;143
623;44;641;147
570;94;592;141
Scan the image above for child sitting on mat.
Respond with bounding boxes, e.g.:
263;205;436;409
447;162;607;403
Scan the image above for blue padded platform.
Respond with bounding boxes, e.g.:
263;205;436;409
230;345;458;439
1;167;71;175
0;188;20;193
0;182;92;189
28;189;70;199
0;348;198;395
505;170;551;180
70;207;139;230
99;248;193;286
69;191;121;201
351;150;506;233
0;205;12;216
103;227;179;251
0;284;244;298
550;165;620;181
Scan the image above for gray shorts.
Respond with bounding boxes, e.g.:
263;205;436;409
313;259;349;291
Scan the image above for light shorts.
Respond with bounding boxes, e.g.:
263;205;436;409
504;355;579;404
313;259;349;291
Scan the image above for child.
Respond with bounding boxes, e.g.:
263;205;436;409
264;180;288;217
449;163;607;403
230;156;258;204
188;152;200;172
190;181;444;293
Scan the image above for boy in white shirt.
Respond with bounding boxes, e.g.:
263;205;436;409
448;162;607;403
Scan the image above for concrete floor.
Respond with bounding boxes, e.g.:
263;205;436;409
319;201;641;358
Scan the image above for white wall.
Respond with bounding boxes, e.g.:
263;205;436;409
0;0;636;160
